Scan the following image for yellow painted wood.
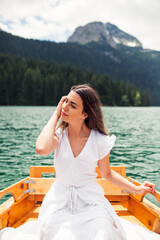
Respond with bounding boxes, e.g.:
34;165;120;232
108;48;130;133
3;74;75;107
12;206;41;228
152;218;160;234
28;178;55;195
0;165;160;234
106;195;129;203
30;166;126;178
143;198;160;217
0;177;29;202
95;179;129;196
127;196;160;233
30;166;56;178
154;192;160;205
28;194;45;202
27;177;129;197
113;204;147;228
0;197;14;215
0;195;35;229
0;197;14;229
0;211;8;230
8;196;35;227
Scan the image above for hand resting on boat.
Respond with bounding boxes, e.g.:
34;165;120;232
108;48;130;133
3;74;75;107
98;153;156;195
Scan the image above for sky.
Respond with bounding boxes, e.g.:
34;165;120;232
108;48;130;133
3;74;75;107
0;0;160;51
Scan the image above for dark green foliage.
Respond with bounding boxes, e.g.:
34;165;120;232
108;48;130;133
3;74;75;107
0;54;150;106
0;30;160;105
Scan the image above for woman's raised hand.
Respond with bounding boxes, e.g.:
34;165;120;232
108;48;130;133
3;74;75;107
135;181;156;195
54;96;67;118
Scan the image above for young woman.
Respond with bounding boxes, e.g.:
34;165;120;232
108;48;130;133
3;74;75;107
0;84;159;240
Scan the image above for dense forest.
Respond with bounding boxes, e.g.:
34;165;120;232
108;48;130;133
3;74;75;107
0;54;150;106
0;30;160;105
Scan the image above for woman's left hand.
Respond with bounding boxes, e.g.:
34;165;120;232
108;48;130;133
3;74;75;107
135;181;156;195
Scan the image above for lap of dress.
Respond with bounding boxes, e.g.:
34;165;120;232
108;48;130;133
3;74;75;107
42;197;122;240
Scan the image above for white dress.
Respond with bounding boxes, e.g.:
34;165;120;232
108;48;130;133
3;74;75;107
0;128;160;240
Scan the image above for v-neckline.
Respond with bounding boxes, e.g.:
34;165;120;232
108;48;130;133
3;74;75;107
66;127;92;159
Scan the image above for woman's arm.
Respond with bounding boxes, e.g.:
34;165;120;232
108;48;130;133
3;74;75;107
98;153;156;195
35;96;66;155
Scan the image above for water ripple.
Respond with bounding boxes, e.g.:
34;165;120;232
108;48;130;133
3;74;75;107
0;106;160;206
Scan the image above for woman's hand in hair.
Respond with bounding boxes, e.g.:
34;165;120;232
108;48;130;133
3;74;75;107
55;96;67;118
35;97;67;155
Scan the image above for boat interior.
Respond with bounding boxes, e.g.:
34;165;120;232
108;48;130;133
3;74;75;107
0;166;160;234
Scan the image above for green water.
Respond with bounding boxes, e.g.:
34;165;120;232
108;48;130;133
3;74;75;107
0;106;160;206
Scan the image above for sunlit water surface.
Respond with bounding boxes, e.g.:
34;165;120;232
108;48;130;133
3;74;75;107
0;106;159;206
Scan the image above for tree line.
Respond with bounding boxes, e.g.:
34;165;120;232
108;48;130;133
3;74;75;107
0;54;151;106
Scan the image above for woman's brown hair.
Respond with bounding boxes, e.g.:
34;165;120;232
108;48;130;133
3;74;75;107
57;84;108;135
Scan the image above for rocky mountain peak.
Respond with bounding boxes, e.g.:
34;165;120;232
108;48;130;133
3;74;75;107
68;22;142;48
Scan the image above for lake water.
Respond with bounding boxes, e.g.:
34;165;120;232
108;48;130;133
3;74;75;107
0;106;160;206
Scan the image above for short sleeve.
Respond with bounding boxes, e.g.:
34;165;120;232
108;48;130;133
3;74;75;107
55;128;62;143
98;134;116;160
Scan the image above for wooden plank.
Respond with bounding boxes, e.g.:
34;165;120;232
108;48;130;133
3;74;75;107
95;179;129;196
0;194;33;230
8;196;35;227
28;195;45;202
127;196;160;233
29;166;126;178
143;198;160;217
112;204;147;228
121;166;126;178
0;211;9;230
106;195;129;203
0;195;35;229
30;166;56;178
0;197;14;215
12;206;41;228
27;177;128;197
0;197;14;230
152;218;160;234
28;178;55;195
0;178;29;202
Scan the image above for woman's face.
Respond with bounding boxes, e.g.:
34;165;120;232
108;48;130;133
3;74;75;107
60;91;87;124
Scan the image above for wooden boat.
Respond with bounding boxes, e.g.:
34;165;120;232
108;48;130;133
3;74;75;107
0;166;160;234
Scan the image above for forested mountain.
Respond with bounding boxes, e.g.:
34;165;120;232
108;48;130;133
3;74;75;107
0;54;150;106
0;23;160;105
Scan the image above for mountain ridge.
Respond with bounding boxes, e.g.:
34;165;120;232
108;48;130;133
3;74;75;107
68;22;142;49
0;24;160;105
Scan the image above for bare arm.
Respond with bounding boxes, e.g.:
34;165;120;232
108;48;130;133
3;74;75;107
98;153;156;195
35;96;66;155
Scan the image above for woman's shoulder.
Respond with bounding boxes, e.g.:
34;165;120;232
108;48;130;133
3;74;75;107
92;129;116;159
55;127;66;142
92;129;116;141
